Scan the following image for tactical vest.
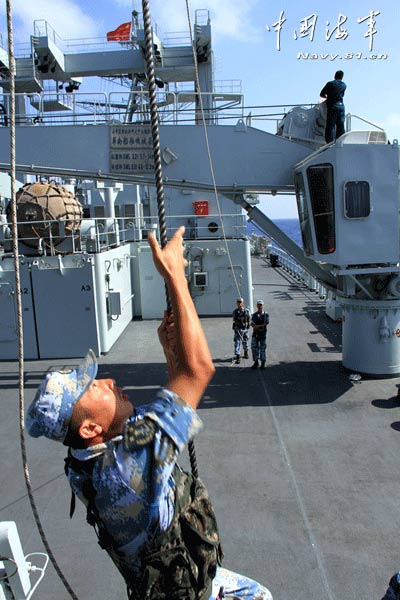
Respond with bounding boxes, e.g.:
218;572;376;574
65;454;223;600
233;308;250;330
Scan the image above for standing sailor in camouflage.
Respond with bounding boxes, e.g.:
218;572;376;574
251;300;269;369
232;298;250;363
26;227;272;600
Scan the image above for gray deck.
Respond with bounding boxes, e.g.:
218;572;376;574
1;254;400;599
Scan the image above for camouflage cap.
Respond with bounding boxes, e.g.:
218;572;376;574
26;349;98;442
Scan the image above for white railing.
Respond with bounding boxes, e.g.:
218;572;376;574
162;31;191;47
266;244;326;299
345;113;385;132
0;90;247;127
0;91;324;133
12;42;33;59
245;103;315;132
214;80;242;94
195;9;210;26
0;213;247;256
33;20;62;44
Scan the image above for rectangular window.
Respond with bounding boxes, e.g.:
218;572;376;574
307;164;335;254
344;181;370;218
294;172;314;255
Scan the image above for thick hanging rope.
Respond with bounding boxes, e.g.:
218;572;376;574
140;2;167;252
6;2;79;598
141;0;198;478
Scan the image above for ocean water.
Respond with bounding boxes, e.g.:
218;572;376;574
247;217;302;248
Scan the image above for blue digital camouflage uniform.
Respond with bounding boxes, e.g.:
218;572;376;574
68;388;272;600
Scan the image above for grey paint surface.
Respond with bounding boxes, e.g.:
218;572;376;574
0;124;313;191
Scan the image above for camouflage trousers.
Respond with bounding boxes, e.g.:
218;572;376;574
210;567;272;599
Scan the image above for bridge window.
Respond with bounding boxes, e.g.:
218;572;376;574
294;171;314;256
344;181;370;218
307;164;335;254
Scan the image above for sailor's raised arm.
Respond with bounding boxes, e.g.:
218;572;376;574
157;310;178;379
148;227;215;410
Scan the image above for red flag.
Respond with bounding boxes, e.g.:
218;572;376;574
106;22;131;42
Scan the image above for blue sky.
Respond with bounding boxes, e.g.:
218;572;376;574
0;0;397;218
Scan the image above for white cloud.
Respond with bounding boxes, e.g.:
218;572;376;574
205;0;260;42
0;0;99;42
0;0;260;45
116;0;260;42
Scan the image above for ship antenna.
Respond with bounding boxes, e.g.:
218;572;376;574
141;0;199;478
6;0;79;598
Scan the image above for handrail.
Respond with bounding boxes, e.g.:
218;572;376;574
0;90;245;126
1;91;381;136
346;113;385;132
0;213;248;255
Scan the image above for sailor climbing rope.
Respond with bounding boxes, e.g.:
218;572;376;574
11;0;272;593
26;226;273;600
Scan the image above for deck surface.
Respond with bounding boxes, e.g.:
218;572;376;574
1;255;400;599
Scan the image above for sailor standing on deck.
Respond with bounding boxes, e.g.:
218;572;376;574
26;227;272;600
320;70;346;144
232;297;250;364
251;300;269;369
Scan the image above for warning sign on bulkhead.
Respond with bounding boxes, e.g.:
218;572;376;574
110;125;155;174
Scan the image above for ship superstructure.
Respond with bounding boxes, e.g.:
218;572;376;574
0;10;319;359
0;11;399;377
2;8;400;600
